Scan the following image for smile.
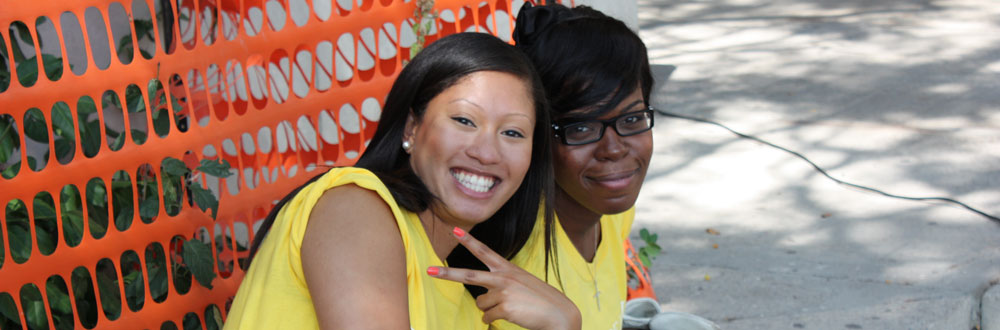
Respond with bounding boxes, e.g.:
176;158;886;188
588;168;639;189
451;169;499;193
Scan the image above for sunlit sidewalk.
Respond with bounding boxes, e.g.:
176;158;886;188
633;0;1000;328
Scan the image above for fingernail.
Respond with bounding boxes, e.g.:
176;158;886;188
453;227;466;238
427;266;440;276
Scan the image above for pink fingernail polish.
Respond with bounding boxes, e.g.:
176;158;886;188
453;227;466;238
427;267;440;276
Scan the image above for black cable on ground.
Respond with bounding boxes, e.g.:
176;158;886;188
654;108;1000;225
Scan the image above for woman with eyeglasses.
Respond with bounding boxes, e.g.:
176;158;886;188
488;3;656;329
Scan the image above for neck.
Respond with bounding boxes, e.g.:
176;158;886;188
417;208;471;261
554;188;603;262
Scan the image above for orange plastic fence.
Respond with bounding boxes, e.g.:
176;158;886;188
625;238;658;301
0;0;570;329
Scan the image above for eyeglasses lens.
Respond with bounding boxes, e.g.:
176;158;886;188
562;110;653;145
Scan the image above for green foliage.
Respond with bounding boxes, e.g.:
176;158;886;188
637;228;662;269
182;239;217;290
627;227;663;286
20;284;48;330
196;159;233;178
45;277;74;330
0;293;21;329
0;16;236;326
189;182;219;220
409;0;438;60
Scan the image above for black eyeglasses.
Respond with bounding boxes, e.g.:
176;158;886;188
552;108;655;145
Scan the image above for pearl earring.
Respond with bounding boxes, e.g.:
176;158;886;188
402;140;412;151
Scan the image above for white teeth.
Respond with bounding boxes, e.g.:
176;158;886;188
452;170;495;193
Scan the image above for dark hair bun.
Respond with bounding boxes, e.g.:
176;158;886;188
513;2;574;49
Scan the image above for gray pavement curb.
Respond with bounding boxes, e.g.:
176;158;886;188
985;284;1000;330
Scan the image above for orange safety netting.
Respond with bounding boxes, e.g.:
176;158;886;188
0;0;567;328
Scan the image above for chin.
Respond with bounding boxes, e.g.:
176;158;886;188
595;195;640;215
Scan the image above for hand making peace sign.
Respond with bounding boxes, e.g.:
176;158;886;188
427;227;582;330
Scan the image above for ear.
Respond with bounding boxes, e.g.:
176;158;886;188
402;111;417;145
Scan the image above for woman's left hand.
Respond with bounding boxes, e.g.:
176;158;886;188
427;227;582;330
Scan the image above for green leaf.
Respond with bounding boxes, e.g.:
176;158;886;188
0;294;20;327
182;238;217;289
196;159;233;178
0;116;18;164
153;113;170;137
135;19;155;40
62;209;84;246
640;228;651;242
33;196;57;221
189;182;219;219
162;157;190;176
8;218;31;262
54;138;73;163
183;312;201;330
117;36;134;63
13;23;35;53
122;269;145;310
77;98;102;156
45;281;73;314
95;270;122;317
139;196;159;220
647;242;662;254
125;86;144;113
35;220;58;254
15;55;38;84
23;109;49;142
642;244;661;258
638;252;652;270
207;306;223;330
131;129;147;144
109;131;126;151
147;262;168;301
25;298;48;330
41;53;62;80
51;102;74;138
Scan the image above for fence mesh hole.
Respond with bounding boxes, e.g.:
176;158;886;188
70;266;98;329
32;191;58;256
60;184;85;247
85;177;109;239
6;199;31;264
45;275;74;330
95;258;123;320
19;283;48;330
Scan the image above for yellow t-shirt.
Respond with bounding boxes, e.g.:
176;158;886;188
492;208;635;330
224;167;487;330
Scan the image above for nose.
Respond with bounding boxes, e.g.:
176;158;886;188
594;127;628;161
466;132;502;165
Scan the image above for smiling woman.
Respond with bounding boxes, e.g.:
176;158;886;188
494;3;658;330
223;32;579;330
404;71;535;228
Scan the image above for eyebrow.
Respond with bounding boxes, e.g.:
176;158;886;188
560;99;646;122
450;98;484;111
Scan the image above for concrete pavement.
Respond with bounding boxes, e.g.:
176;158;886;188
632;0;1000;329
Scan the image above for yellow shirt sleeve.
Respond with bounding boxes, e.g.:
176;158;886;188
224;167;487;330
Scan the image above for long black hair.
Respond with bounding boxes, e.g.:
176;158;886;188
512;3;655;283
248;33;554;296
514;3;654;120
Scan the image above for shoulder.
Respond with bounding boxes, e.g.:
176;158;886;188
299;183;412;328
307;183;403;241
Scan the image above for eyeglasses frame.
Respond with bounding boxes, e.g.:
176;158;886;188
551;108;656;146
